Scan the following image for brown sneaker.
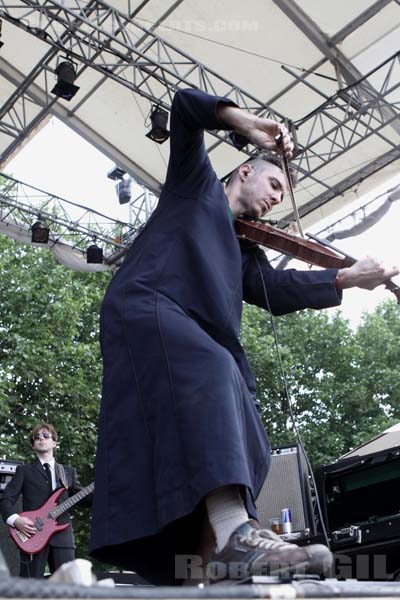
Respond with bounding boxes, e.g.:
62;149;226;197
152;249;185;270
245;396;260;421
208;521;332;582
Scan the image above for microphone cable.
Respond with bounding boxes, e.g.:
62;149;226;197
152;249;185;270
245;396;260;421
254;255;331;549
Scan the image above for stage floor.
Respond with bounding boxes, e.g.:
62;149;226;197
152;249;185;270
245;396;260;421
2;576;400;600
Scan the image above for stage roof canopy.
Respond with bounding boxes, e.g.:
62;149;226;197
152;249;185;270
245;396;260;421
0;0;399;229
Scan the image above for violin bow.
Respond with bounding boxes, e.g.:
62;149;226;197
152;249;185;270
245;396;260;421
276;131;304;238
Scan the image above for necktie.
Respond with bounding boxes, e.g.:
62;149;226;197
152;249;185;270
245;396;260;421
43;463;53;494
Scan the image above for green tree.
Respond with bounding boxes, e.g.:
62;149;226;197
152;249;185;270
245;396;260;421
352;300;400;445
0;234;111;557
241;301;400;468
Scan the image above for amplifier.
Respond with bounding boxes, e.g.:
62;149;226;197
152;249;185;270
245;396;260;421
0;459;22;576
256;444;315;534
314;445;400;549
0;460;22;494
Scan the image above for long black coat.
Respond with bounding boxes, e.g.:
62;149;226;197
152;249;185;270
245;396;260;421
0;458;85;548
90;89;341;584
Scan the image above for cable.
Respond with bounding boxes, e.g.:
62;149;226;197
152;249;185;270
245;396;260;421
254;255;331;549
134;16;334;80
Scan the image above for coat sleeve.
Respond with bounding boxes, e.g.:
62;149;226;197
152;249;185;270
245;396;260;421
242;242;342;315
0;465;24;520
164;88;236;197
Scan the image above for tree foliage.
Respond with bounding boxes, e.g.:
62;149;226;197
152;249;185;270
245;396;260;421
241;300;400;468
1;230;399;560
0;235;111;556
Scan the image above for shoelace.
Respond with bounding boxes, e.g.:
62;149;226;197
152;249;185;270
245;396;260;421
238;528;291;551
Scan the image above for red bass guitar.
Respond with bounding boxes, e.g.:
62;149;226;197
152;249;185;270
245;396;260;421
9;482;94;555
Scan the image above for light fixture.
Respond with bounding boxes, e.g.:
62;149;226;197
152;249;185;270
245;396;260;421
51;59;79;101
107;166;126;181
146;106;170;144
86;242;103;264
115;178;132;205
31;219;50;244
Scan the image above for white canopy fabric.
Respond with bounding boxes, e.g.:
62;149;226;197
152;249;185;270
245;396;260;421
0;0;399;231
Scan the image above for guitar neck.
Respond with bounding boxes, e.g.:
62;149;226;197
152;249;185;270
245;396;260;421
50;482;94;519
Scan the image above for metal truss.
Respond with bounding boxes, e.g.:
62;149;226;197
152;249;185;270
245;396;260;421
0;172;136;264
292;52;400;176
0;0;286;159
0;0;399;227
128;185;158;228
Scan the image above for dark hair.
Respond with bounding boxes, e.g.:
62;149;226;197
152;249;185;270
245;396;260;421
226;153;297;188
29;422;57;446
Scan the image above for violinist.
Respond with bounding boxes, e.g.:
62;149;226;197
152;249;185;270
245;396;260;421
90;88;398;586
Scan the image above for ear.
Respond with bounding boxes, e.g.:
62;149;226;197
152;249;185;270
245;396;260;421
239;163;252;182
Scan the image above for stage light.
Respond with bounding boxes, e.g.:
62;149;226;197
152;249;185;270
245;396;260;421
146;106;170;144
51;60;79;101
107;166;126;181
115;178;132;205
31;219;50;244
86;242;103;264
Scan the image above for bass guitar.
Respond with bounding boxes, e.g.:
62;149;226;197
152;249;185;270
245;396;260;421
9;482;94;554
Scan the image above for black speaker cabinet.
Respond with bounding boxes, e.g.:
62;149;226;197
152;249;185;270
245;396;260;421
255;444;315;534
0;460;22;576
314;445;400;546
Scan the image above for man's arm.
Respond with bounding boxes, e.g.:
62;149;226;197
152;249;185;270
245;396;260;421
0;466;37;537
216;104;293;158
242;244;341;314
165;89;238;195
242;244;399;314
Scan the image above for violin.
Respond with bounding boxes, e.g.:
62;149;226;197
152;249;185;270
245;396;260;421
235;217;400;304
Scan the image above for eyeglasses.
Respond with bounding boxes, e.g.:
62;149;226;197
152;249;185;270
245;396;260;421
32;432;53;440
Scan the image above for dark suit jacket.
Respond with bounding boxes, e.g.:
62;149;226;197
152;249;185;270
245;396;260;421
0;458;87;548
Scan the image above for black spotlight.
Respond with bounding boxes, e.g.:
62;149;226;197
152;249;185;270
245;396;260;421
51;60;80;101
107;165;126;181
87;242;103;264
116;178;132;205
31;219;50;244
146;106;170;144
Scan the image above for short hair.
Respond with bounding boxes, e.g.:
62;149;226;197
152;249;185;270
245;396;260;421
226;153;297;188
29;422;57;446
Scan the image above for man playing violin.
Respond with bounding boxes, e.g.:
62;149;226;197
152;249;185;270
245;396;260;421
90;88;398;585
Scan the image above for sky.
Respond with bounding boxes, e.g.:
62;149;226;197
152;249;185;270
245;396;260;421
5;116;400;328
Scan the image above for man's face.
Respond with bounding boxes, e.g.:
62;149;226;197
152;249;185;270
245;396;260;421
238;162;287;218
32;429;56;454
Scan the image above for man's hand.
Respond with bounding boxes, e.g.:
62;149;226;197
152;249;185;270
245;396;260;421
14;516;36;537
336;257;399;290
217;105;293;158
247;117;293;158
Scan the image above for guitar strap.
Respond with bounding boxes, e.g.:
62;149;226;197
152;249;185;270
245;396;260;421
56;463;69;490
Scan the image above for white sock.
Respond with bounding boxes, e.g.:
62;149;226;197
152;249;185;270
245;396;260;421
205;486;249;552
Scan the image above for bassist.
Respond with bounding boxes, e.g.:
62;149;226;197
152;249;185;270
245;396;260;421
0;423;91;578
